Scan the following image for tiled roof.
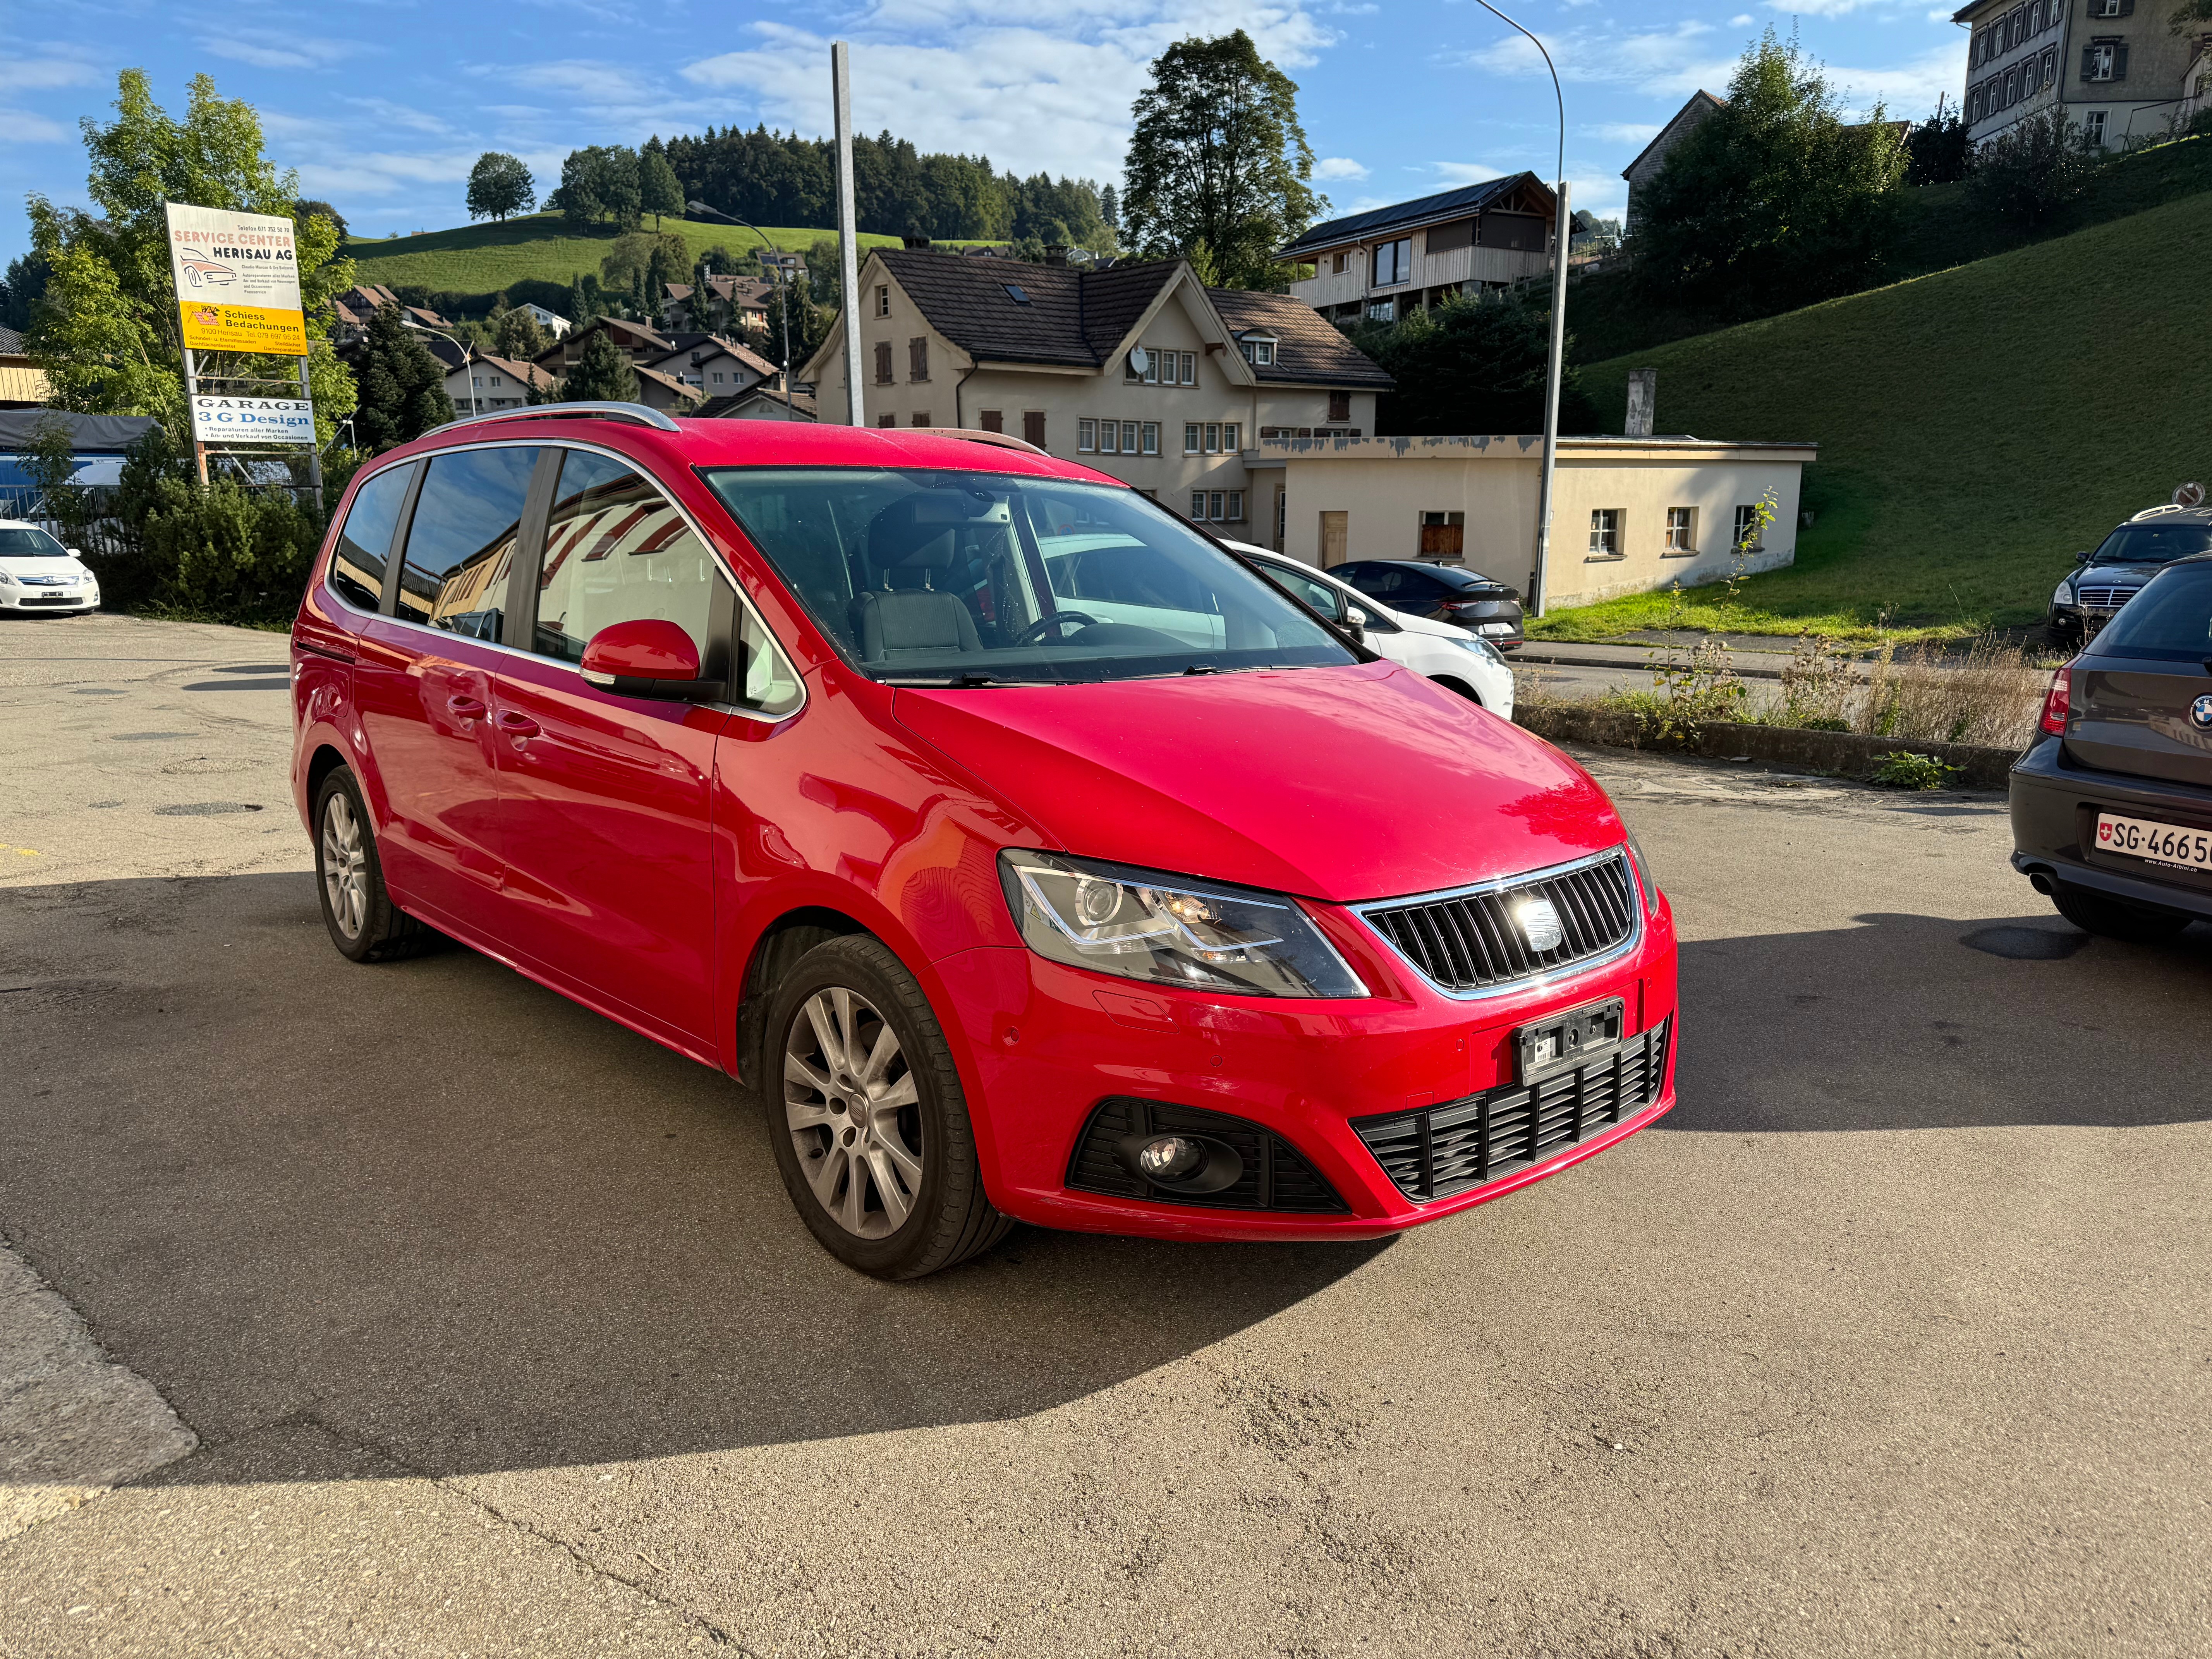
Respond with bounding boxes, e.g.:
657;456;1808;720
634;363;706;405
877;248;1178;369
0;325;24;355
475;354;558;392
1278;174;1544;258
1205;289;1395;390
696;386;818;420
651;332;781;382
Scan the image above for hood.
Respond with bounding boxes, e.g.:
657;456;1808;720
893;660;1621;904
2074;561;2168;588
0;555;91;579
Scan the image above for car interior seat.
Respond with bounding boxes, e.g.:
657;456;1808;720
851;500;984;662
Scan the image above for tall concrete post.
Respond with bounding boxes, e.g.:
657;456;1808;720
1624;368;1656;439
831;42;865;426
1530;179;1569;620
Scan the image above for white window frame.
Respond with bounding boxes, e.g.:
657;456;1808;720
1226;490;1244;522
1183;423;1201;455
1223;422;1240;452
875;285;890;317
1665;506;1695;553
1120;420;1139;453
1589;508;1622;557
1180;351;1196;385
1189;490;1208;520
1732;504;1767;553
1097;418;1119;455
1205;422;1222;454
1140;422;1159;456
1078;417;1097;453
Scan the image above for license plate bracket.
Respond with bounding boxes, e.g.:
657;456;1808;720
1514;996;1625;1087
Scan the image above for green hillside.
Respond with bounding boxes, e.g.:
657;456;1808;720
342;212;996;311
1544;185;2212;642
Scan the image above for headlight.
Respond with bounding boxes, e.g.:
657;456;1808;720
1625;833;1662;913
0;572;14;585
998;850;1367;998
2052;578;2073;606
1449;634;1504;664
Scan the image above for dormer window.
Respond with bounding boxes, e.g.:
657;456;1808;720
1237;333;1278;368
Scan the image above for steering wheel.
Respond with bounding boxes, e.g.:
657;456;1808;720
1010;611;1100;646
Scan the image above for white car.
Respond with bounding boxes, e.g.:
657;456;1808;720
0;520;101;615
1222;540;1513;718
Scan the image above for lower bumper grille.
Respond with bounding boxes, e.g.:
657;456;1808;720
18;594;86;606
1067;1097;1350;1213
1352;1019;1670;1204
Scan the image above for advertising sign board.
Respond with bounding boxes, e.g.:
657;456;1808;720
164;202;308;356
190;396;316;445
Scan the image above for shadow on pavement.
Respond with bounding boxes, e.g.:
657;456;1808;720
1664;908;2212;1135
0;872;1386;1484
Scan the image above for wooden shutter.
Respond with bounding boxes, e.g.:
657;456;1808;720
2116;0;2133;14
2114;40;2129;79
1328;390;1351;421
909;337;927;381
873;340;892;383
1022;410;1045;447
980;410;1003;433
2081;44;2097;79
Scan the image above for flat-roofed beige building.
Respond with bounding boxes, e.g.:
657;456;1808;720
803;248;1391;535
1249;434;1818;610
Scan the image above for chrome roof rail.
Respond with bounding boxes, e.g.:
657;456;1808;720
905;427;1049;458
420;401;681;440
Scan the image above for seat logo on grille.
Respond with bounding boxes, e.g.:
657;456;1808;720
1512;895;1564;953
2192;695;2212;732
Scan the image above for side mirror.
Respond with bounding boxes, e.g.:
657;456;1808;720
66;547;84;558
580;619;723;702
1341;604;1367;644
2073;550;2091;564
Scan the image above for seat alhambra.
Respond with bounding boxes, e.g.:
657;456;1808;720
290;405;1678;1278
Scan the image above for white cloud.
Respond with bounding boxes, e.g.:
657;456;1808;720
1824;45;1960;118
1467;21;1733;97
10;52;102;91
681;3;1338;184
1729;12;1755;23
0;109;72;144
206;39;362;72
1430;161;1507;186
1312;156;1369;180
1586;121;1661;145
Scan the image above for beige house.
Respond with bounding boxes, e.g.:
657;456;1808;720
1277;173;1556;325
1249;434;1817;610
1621;92;1726;234
0;326;51;409
802;249;1390;534
1954;0;2209;150
440;354;556;414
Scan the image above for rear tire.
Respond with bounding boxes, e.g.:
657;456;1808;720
2049;883;2192;945
312;767;437;963
763;935;1011;1280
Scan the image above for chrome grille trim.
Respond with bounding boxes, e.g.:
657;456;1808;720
1350;846;1642;1001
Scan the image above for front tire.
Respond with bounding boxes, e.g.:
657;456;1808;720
2049;883;2192;945
764;935;1010;1279
312;767;436;962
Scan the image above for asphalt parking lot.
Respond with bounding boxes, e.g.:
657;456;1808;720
3;613;2209;1657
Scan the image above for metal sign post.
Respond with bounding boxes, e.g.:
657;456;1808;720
831;41;866;426
1532;178;1570;620
182;345;210;484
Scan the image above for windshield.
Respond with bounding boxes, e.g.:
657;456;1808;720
2087;523;2212;566
2085;562;2212;661
701;469;1355;685
0;527;69;557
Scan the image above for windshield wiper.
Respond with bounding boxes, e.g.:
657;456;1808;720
879;672;1055;687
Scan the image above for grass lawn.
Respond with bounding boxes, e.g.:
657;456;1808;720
1535;183;2212;644
342;213;998;308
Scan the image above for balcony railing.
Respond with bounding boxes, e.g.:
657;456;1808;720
1290;242;1553;310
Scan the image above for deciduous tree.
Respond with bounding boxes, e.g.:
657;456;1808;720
24;70;355;441
466;152;536;222
560;326;639;402
550;146;642;231
640;139;684;230
1630;29;1908;316
1350;293;1600;438
492;305;550;360
1121;31;1323;290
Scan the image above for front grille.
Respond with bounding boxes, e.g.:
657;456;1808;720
1352;1020;1669;1204
1357;850;1638;994
2074;585;2136;612
1067;1097;1349;1213
19;594;84;607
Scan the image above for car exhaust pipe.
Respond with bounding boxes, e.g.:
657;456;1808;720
2028;869;2056;896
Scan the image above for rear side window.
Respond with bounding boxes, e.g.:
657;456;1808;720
534;450;717;665
330;463;413;612
2086;563;2212;661
393;447;538;639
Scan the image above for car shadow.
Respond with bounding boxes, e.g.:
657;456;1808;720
0;872;1387;1484
1664;909;2212;1135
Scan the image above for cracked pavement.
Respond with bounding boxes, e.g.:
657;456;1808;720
2;612;2209;1656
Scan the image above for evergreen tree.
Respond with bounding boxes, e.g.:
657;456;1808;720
492;305;550;360
1122;31;1322;290
466;152;537;222
1349;293;1599;438
0;251;51;331
354;303;453;450
1099;183;1118;229
566;272;589;323
640;138;684;230
561;327;639;402
1905;105;1972;187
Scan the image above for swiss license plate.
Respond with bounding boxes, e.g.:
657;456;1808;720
2096;813;2212;872
1478;622;1516;635
1514;996;1625;1086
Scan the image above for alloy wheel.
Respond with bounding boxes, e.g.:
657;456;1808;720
782;987;925;1238
321;791;369;941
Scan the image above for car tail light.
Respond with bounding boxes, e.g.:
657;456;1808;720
2038;661;2075;735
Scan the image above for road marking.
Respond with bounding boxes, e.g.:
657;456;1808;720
1;843;43;858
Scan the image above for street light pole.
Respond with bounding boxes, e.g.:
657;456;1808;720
1471;0;1568;620
408;319;477;418
686;200;797;415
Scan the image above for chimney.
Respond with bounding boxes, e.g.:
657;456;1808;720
1625;368;1656;438
1043;244;1069;268
901;234;931;250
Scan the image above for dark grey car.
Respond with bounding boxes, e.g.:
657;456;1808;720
2046;507;2212;647
2012;551;2212;940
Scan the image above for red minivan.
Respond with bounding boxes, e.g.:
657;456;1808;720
290;405;1678;1278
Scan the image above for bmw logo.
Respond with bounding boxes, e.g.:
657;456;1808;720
2194;695;2212;732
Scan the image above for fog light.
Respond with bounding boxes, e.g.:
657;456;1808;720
1136;1134;1206;1181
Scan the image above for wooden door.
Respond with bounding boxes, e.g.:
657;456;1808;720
1320;511;1348;567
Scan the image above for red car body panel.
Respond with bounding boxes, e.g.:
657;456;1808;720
291;414;1679;1244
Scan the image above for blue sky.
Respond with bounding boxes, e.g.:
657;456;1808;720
3;0;1972;268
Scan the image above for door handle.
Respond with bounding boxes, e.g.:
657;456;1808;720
447;694;487;720
497;711;541;739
